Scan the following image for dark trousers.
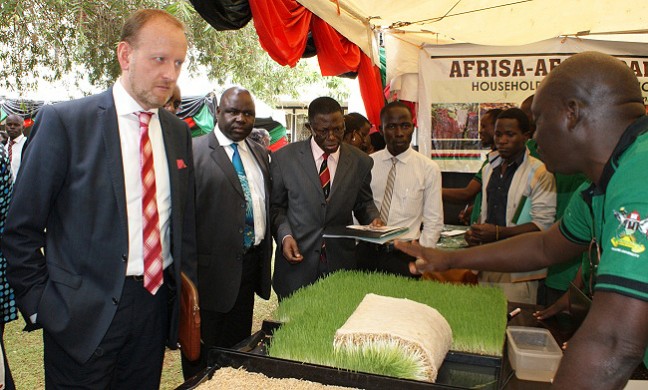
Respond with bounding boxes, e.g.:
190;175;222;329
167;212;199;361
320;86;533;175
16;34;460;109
44;278;168;389
356;241;419;278
1;322;15;390
181;247;260;380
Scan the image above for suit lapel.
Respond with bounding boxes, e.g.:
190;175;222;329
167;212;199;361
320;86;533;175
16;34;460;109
246;139;269;180
209;132;245;198
328;144;351;200
297;139;325;199
98;90;128;238
159;111;181;212
245;139;271;195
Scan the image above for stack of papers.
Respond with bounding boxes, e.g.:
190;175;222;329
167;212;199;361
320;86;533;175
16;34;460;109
323;225;409;245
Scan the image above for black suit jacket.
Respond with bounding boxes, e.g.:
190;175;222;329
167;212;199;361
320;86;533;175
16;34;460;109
2;89;197;364
192;132;272;312
270;140;379;298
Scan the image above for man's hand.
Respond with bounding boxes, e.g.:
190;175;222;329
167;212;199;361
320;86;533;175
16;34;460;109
394;240;452;275
458;205;473;225
281;236;303;264
533;292;570;320
466;223;497;244
369;218;385;227
464;228;481;246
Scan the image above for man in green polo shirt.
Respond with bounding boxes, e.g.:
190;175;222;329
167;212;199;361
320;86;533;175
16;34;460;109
396;51;648;389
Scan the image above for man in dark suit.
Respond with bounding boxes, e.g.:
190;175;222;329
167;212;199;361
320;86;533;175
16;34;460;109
271;97;381;300
182;87;271;378
1;9;196;389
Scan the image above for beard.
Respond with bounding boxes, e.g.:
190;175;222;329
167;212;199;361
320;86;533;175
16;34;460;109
126;67;172;110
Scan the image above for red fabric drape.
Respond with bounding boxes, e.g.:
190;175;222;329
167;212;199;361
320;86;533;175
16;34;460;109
269;136;289;152
310;16;360;76
357;54;385;129
248;0;311;67
401;100;418;127
249;0;384;127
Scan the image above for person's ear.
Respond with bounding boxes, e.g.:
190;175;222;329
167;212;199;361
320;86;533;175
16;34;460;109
117;41;132;72
565;98;582;131
305;123;312;132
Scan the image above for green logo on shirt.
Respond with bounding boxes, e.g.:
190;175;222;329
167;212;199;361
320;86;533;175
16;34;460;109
611;207;646;254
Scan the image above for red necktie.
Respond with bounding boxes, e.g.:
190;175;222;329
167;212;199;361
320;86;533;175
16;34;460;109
138;112;163;295
318;153;330;263
319;153;330;198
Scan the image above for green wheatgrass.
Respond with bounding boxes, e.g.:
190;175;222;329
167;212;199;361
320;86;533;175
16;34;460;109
268;270;507;380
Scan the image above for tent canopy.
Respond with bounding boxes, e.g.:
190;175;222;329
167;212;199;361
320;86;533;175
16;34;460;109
299;0;648;62
297;0;648;103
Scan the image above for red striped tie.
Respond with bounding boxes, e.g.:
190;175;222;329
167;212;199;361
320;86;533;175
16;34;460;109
318;153;330;263
319;153;330;198
138;112;163;295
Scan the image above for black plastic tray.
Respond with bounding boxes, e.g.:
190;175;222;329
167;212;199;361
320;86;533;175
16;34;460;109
177;320;504;390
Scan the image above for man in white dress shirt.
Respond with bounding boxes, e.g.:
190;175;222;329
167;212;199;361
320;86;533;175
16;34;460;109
2;9;197;389
4;114;26;181
184;87;272;378
357;101;444;277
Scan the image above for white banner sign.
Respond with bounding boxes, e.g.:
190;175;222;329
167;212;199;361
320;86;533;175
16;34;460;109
417;38;648;172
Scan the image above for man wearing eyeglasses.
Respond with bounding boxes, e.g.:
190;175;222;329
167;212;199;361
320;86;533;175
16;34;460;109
270;96;381;300
356;101;443;277
396;51;648;389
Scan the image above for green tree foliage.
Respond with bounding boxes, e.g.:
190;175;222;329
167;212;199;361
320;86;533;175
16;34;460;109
0;0;349;103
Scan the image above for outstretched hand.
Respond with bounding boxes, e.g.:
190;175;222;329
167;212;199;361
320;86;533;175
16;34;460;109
394;240;451;275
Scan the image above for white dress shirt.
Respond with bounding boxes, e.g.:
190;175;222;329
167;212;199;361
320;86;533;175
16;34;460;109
114;79;172;276
310;137;340;187
370;147;444;247
215;128;267;246
5;134;26;181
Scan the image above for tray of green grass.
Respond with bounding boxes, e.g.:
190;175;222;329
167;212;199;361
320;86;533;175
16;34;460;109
253;271;507;389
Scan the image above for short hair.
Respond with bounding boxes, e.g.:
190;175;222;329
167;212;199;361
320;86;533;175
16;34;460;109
496;108;530;134
120;9;185;47
5;114;24;125
343;113;370;136
484;108;503;125
380;101;412;124
308;97;342;122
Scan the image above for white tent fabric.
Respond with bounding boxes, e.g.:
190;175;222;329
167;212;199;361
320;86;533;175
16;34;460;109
299;0;648;64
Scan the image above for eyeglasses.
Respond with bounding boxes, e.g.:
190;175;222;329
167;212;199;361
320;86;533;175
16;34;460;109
586;237;600;298
384;122;414;131
312;127;345;137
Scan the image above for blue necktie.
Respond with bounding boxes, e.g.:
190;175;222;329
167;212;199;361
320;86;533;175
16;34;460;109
231;143;255;250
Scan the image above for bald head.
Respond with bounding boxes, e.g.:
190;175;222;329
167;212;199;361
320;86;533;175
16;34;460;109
532;51;646;179
217;87;256;142
536;51;644;121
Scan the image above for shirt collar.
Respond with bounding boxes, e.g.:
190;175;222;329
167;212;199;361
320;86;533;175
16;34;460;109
9;134;25;144
310;137;340;161
582;115;648;202
214;127;250;152
381;146;413;164
113;78;159;118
